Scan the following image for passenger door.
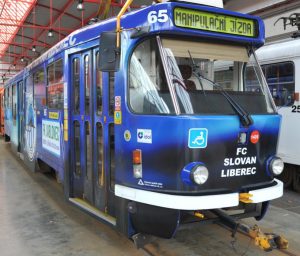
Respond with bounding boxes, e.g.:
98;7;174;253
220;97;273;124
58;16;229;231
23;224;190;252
70;52;91;201
93;49;115;214
70;49;115;215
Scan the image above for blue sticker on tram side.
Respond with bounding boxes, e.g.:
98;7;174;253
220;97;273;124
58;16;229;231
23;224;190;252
188;128;208;149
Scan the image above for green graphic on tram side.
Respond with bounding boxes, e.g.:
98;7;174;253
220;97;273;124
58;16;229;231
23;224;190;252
42;119;61;156
43;123;59;141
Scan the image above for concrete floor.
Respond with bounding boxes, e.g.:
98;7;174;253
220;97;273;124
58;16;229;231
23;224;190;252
1;139;300;256
0;140;144;256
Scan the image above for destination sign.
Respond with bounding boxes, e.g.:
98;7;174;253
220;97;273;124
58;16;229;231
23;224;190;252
174;8;257;38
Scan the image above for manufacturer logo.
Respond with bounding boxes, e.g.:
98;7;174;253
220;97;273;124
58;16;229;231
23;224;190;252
137;129;152;144
188;128;208;148
250;130;260;144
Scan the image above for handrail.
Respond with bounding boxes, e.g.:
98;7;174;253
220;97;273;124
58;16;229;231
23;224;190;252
116;0;162;47
116;0;134;48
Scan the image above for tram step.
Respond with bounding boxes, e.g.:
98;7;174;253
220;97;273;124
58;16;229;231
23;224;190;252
69;197;116;226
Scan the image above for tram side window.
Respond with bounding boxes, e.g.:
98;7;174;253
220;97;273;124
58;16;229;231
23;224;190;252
12;84;17;122
34;68;46;109
96;52;103;115
6;88;9;109
4;88;7;109
5;88;9;110
262;62;294;106
26;75;34;105
9;87;12;110
18;81;24;111
5;88;8;109
47;59;64;109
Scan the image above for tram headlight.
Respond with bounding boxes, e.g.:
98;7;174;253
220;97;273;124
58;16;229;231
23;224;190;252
270;157;284;176
191;165;209;185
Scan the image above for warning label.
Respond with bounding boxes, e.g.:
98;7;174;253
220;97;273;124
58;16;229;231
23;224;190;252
137;180;163;188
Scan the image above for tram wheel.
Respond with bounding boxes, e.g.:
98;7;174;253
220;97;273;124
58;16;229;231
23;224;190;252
129;202;180;238
292;168;300;192
278;164;294;188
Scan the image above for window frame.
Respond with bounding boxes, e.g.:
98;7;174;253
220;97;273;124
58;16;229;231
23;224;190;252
127;37;174;115
46;58;64;109
12;84;17;122
261;61;295;107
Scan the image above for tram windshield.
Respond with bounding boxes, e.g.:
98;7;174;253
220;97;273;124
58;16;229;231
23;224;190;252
129;37;275;115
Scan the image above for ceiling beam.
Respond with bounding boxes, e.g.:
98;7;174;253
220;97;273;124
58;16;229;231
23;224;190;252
0;0;38;57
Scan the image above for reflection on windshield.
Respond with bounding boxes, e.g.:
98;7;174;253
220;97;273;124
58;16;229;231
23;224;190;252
164;48;194;114
130;54;170;114
129;38;174;114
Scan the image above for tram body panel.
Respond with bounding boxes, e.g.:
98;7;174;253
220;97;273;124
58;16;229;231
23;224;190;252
256;41;300;166
276;57;300;166
277;107;300;165
115;114;280;193
34;57;65;179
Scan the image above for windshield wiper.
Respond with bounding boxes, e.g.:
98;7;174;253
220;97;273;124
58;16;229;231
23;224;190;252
188;53;253;127
188;51;206;96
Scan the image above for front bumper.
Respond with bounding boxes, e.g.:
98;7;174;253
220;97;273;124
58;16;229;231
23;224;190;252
115;179;283;210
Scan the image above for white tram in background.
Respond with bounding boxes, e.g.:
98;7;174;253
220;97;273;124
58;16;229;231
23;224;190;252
255;39;300;191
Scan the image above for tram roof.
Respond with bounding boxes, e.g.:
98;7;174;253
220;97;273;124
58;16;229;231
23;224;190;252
256;38;300;63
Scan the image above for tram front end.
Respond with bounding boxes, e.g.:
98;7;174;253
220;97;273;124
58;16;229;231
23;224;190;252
99;1;284;239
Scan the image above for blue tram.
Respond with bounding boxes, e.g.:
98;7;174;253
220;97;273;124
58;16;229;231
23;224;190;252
4;0;284;239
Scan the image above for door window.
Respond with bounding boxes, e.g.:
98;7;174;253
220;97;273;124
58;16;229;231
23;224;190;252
84;55;91;114
97;123;103;187
96;52;103;115
74;120;81;176
109;72;115;116
85;121;92;180
73;58;80;114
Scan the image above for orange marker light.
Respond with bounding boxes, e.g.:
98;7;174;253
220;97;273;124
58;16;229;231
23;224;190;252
133;149;142;165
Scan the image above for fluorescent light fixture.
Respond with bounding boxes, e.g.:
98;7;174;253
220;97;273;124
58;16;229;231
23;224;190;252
77;0;84;10
48;29;53;37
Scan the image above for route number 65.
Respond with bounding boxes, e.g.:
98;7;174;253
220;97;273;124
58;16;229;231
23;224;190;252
147;10;169;24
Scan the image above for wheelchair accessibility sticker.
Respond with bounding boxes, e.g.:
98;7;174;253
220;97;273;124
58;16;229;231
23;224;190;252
188;128;208;149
